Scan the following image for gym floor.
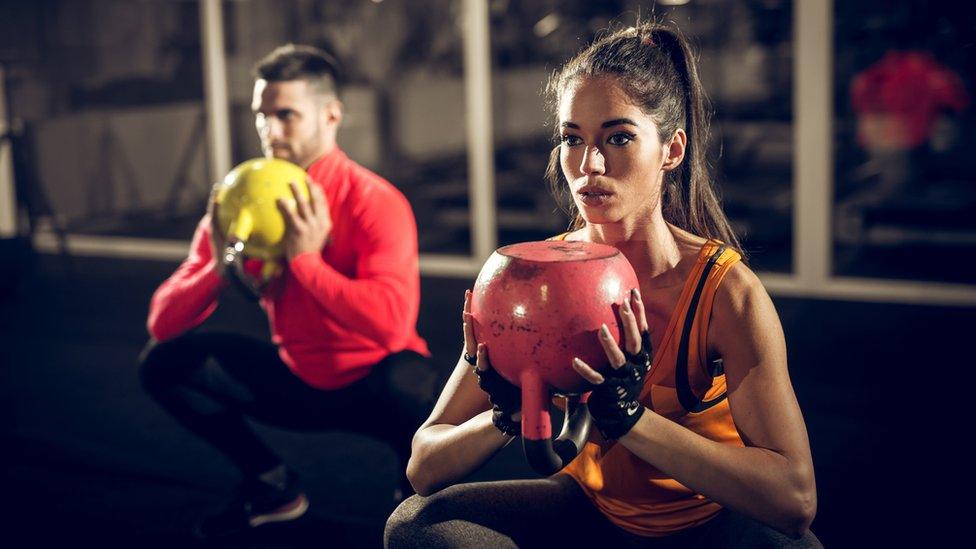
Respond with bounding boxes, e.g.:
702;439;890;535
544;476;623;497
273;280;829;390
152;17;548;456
1;252;971;547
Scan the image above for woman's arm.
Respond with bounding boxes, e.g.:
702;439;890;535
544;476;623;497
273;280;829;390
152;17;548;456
406;291;517;496
576;271;816;537
406;353;515;496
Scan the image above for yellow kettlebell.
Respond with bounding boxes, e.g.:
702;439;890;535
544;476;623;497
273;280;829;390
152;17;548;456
214;157;310;282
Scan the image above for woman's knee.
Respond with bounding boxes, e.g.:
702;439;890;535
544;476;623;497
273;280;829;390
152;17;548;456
706;510;823;549
384;494;429;548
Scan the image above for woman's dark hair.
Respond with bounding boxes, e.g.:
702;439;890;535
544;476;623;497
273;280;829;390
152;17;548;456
252;43;343;99
545;23;742;255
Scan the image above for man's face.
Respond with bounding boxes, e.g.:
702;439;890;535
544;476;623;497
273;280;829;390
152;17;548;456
252;79;339;168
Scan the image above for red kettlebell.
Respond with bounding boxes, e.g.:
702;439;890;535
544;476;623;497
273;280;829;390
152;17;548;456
470;240;639;474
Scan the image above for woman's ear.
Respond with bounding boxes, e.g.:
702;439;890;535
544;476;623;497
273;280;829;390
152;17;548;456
662;129;687;171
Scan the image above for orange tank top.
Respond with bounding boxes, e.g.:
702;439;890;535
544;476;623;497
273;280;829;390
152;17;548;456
560;239;744;537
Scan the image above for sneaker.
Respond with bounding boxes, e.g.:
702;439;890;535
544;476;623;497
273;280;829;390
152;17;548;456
194;469;309;540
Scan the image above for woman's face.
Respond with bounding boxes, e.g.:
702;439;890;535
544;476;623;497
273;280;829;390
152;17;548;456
558;75;670;227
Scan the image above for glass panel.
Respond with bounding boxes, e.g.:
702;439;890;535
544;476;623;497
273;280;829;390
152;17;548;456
488;0;795;273
2;0;471;255
1;0;207;240
227;0;470;255
833;2;976;284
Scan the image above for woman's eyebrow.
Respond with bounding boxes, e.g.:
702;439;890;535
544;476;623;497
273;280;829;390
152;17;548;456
602;118;638;128
559;118;639;129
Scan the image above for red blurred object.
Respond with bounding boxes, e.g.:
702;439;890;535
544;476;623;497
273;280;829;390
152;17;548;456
471;240;639;442
851;50;968;151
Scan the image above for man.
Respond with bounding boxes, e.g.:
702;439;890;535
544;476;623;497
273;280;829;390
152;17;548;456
139;44;435;539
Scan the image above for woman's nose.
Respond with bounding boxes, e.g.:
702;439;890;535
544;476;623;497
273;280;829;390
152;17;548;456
580;146;605;175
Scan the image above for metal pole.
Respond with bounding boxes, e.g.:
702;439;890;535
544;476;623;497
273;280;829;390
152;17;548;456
461;0;497;261
0;65;17;237
200;0;232;183
793;0;832;289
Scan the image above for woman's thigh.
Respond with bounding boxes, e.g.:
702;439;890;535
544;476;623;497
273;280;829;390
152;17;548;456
385;474;622;548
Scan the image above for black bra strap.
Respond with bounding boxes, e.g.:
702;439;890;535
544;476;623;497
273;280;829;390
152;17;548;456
675;245;728;413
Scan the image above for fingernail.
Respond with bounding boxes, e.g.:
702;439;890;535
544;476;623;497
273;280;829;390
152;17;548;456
573;357;583;367
622;299;631;312
633;288;642;300
600;324;611;337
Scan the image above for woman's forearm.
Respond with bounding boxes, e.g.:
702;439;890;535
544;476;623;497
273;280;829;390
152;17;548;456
620;411;817;537
406;410;515;496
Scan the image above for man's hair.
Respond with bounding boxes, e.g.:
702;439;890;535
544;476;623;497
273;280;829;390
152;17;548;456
252;44;342;98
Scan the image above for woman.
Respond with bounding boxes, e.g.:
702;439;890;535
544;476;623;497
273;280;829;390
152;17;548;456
386;23;819;548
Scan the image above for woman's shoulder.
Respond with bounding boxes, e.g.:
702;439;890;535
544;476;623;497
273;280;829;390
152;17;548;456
711;258;770;326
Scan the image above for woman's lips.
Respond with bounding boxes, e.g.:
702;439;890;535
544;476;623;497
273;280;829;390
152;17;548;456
577;188;613;207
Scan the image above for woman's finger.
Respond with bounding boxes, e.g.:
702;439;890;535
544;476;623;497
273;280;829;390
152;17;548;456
598;323;627;369
572;357;605;385
620;294;642;356
462;290;477;359
631;288;649;333
476;342;489;373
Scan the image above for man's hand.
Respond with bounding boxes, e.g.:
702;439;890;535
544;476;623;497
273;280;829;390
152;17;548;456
277;179;332;261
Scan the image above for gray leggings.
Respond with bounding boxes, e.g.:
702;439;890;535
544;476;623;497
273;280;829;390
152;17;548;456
385;475;822;548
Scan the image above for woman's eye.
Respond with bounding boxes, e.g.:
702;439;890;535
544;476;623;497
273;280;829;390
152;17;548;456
561;135;582;146
607;133;634;146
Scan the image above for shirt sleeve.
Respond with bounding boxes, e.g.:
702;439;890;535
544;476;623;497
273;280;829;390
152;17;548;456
287;186;421;351
146;215;227;341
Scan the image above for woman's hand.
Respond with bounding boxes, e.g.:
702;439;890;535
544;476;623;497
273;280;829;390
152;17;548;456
462;289;522;437
572;288;652;440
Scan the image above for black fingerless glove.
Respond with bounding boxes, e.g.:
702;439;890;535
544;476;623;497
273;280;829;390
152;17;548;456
470;358;522;437
587;331;652;440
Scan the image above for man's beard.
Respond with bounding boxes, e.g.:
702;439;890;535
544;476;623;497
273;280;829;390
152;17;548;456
266;144;294;161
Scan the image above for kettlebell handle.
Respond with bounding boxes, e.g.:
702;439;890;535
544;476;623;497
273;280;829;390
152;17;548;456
222;240;267;301
523;394;592;476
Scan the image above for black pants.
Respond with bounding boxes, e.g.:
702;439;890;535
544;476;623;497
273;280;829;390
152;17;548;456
385;475;823;548
139;331;438;493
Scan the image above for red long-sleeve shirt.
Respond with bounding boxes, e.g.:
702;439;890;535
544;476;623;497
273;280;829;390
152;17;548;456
147;148;430;389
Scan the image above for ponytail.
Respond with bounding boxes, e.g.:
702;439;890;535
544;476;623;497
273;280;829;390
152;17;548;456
651;27;742;255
